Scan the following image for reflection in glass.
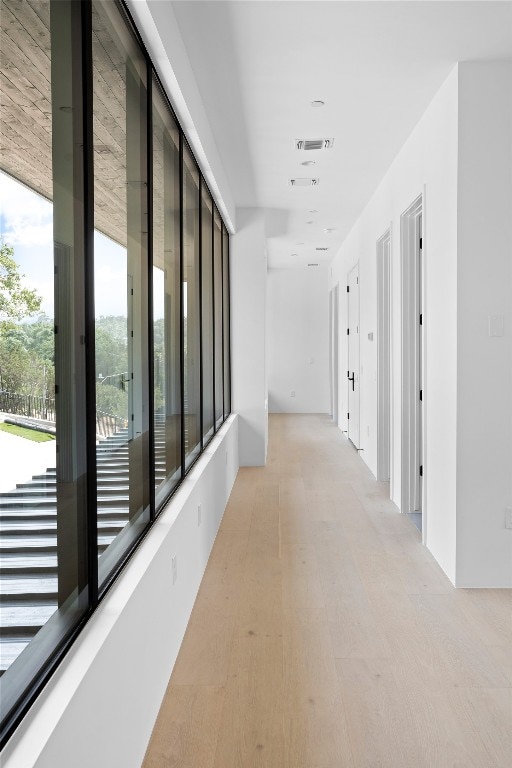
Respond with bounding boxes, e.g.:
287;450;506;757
213;210;224;426
201;186;214;442
182;146;201;467
0;0;89;729
92;0;150;589
222;226;231;417
0;0;231;740
152;80;182;505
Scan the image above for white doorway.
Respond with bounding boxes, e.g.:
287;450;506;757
401;196;423;530
330;284;339;424
347;264;360;449
377;229;391;483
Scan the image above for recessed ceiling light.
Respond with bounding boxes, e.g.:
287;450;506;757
301;160;316;166
296;242;304;245
306;220;314;225
311;100;325;108
324;227;336;233
309;209;318;213
291;253;298;257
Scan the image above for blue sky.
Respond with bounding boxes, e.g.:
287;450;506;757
0;171;165;321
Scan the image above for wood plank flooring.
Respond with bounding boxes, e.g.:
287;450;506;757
142;414;512;768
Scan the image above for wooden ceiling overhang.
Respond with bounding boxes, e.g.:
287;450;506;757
0;0;188;268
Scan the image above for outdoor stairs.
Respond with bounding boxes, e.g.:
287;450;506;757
0;424;167;676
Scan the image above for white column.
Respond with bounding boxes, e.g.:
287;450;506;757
230;208;268;466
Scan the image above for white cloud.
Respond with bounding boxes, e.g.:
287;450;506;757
0;172;53;248
96;264;126;285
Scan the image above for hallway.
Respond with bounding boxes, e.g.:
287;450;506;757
142;414;511;768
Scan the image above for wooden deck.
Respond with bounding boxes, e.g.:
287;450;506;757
142;413;512;768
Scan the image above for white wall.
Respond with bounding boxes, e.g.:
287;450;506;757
456;62;512;587
127;0;235;231
331;66;460;582
231;208;268;465
268;266;330;413
1;418;239;768
331;61;512;588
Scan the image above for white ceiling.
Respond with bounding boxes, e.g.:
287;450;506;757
171;1;512;268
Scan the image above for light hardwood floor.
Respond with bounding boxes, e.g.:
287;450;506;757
142;414;512;768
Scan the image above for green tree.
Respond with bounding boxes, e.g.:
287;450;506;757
0;245;50;405
24;314;54;362
0;332;51;398
95;382;128;420
0;242;42;322
5;314;54;365
95;316;128;379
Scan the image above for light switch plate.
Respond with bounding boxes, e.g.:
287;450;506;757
489;315;504;337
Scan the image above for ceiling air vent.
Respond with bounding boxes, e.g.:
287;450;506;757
295;138;334;151
316;247;329;251
289;178;319;187
308;263;319;267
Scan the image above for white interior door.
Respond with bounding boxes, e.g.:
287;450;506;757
401;195;423;522
347;264;360;448
416;214;423;512
331;285;339;423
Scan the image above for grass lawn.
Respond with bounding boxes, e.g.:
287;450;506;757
0;422;56;443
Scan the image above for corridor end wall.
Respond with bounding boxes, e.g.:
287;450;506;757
268;266;330;414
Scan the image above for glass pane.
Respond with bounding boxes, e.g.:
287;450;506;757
201;186;214;442
182;145;201;467
0;0;89;730
213;209;223;426
92;0;150;589
222;227;231;417
152;79;182;506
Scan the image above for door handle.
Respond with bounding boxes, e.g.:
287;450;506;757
347;371;355;391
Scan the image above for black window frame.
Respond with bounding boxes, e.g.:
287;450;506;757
0;0;231;747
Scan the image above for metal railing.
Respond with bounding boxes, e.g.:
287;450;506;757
96;410;128;439
0;389;128;440
97;372;129;391
0;390;56;422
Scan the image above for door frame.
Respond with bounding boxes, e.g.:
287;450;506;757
347;263;360;449
377;228;392;484
400;194;425;533
329;284;339;424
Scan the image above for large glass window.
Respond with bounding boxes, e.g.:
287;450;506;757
213;209;223;426
152;79;182;506
182;145;201;467
201;185;214;442
0;0;230;745
0;0;89;734
222;225;231;417
92;0;150;588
